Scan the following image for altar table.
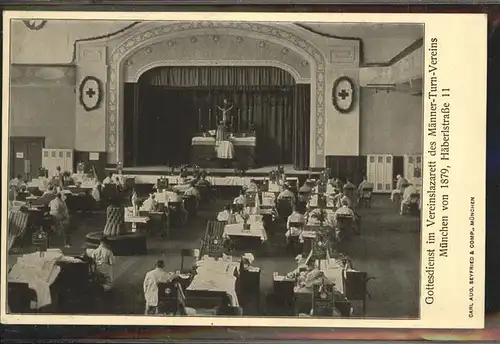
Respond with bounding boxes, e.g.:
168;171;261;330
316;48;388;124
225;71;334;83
191;136;256;168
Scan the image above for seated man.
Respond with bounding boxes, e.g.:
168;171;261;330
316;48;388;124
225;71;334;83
233;189;247;206
184;181;201;201
277;184;296;203
286;207;306;242
142;193;159;212
143;260;179;315
196;175;211;188
390;174;409;202
245;179;259;193
102;172;114;185
332;192;352;209
217;204;234;223
168;190;187;223
400;183;418;215
9;174;24;203
333;199;356;227
358;176;373;192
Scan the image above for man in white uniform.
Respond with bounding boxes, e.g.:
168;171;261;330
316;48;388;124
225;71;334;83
143;260;178;315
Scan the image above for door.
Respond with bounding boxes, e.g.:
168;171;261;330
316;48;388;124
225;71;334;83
10;137;44;181
366;154;394;193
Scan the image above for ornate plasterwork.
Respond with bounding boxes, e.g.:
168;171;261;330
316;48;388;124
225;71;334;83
128;60;305;85
107;21;326;165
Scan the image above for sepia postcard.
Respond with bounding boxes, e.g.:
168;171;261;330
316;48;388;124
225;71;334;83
1;11;486;329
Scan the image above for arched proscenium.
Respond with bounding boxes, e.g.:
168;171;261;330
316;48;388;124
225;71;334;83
107;21;326;167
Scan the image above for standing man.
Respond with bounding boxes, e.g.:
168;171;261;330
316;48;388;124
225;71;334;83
143;260;179;315
49;192;71;248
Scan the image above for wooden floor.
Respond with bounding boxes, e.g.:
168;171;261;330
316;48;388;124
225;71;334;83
10;194;421;318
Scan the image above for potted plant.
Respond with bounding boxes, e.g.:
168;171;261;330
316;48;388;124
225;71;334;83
241;209;251;231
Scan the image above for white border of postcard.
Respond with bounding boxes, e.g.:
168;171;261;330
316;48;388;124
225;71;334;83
1;11;486;328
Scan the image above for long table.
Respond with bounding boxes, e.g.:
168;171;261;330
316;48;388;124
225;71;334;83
191;136;256;168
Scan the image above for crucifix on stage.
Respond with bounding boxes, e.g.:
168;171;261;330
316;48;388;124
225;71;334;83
217;98;235;128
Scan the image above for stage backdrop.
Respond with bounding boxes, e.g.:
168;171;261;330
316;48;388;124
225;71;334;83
124;66;310;170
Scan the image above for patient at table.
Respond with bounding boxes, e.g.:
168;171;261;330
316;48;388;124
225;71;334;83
142;193;159;212
217;204;234;223
245;179;259;193
277;184;296;203
286;207;306;242
233;189;247;206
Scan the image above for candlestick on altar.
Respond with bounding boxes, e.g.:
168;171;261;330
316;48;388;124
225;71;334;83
198;108;202;131
238;109;241;133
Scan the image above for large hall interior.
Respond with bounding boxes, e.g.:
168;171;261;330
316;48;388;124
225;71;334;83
7;19;423;319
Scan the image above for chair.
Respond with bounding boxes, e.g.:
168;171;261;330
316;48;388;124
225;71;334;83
402;193;420;215
168;202;184;228
272;279;295;315
276;197;294;220
7;209;29;252
358;187;373;208
335;214;354;241
183;195;198;218
157;281;184;315
245;192;257;207
200;220;226;258
344;271;375;315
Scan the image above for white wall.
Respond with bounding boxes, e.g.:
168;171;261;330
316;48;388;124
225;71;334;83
10;20;135;64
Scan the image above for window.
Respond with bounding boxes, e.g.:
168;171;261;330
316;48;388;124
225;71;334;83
386;156;392;164
51;151;56;158
416;156;422;164
378;156;383;163
409;156;414;164
386;183;391;190
377;183;382;190
66;152;71;158
370;156;375;163
44;151;48;158
59;151;63;158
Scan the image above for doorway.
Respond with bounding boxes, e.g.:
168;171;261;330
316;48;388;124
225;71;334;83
9;137;45;182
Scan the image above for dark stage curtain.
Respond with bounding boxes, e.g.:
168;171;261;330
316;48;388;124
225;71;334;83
293;84;311;170
143;66;296;87
124;66;310;169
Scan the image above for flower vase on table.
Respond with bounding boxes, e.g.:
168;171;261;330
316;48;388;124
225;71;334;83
131;190;139;216
241;211;251;231
243;219;251;231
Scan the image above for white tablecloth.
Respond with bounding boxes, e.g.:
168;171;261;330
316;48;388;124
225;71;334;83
188;259;240;307
124;207;149;224
223;222;268;242
216;141;234;159
308;194;336;208
7;250;65;309
192;136;256;147
233;214;263;224
317;259;346;294
268;182;282;193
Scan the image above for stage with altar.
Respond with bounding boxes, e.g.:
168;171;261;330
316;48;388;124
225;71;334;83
191;135;256;168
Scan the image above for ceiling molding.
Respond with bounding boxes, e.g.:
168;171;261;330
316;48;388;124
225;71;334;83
362;37;423;67
293;23;364;64
71;21;141;63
